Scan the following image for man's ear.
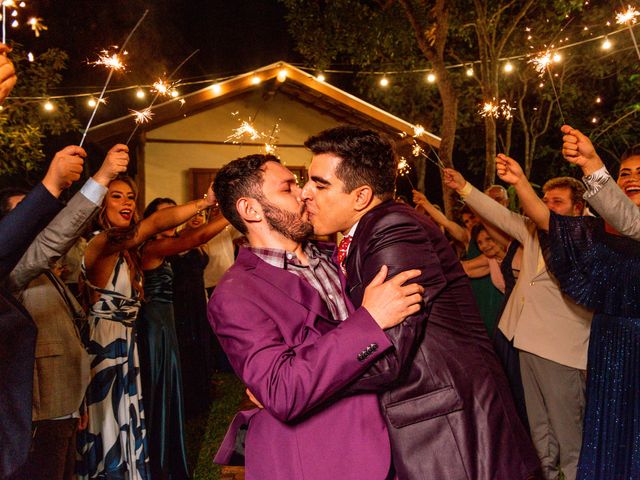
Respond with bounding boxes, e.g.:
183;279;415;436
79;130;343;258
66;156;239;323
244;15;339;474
352;185;374;212
237;197;263;225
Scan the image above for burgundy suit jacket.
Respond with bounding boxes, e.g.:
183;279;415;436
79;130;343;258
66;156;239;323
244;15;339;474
344;201;539;480
208;247;393;480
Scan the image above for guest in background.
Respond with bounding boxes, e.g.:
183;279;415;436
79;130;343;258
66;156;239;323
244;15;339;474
139;196;227;479
77;170;215;479
169;210;216;416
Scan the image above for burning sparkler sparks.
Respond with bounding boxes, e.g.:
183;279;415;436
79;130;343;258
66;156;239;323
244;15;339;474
479;99;513;120
151;78;179;97
528;51;552;76
90;48;127;72
616;5;640;25
27;16;46;36
226;120;264;143
397;157;415;189
129;107;154;124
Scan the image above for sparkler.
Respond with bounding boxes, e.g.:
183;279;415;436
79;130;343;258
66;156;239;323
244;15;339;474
616;5;640;61
124;49;200;145
89;48;127;71
528;50;565;124
478;99;513;120
80;9;149;148
2;0;17;44
397;157;415;189
129;107;154;124
406;125;446;171
226;119;264;143
263;121;281;155
27;16;46;37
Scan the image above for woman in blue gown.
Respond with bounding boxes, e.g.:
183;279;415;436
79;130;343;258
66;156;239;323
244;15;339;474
139;198;228;478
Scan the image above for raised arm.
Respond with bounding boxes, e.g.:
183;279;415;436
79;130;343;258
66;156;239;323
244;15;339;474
495;154;550;231
443;167;532;243
0;43;16;104
561;125;640;240
142;214;230;263
413;189;469;245
9;145;129;291
461;254;490;278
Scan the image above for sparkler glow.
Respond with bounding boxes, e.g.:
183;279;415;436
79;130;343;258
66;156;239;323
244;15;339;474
27;16;46;36
80;9;149;148
130;107;154;124
90;49;126;72
152;79;176;97
616;6;640;25
528;51;552;76
397;157;414;189
226;120;264;143
479;99;513;120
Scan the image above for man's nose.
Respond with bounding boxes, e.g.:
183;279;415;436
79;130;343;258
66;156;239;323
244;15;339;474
301;182;311;200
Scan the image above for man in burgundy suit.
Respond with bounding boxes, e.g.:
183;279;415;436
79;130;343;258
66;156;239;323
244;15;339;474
301;126;540;480
208;154;423;479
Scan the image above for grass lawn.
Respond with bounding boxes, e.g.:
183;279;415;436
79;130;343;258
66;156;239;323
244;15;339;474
185;372;246;480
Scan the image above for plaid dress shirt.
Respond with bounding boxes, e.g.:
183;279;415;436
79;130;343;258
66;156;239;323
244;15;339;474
248;242;349;321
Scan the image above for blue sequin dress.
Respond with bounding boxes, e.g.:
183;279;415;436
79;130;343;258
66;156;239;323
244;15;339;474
544;211;640;480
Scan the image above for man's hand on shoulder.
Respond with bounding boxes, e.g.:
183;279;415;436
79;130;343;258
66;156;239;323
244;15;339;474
362;265;424;329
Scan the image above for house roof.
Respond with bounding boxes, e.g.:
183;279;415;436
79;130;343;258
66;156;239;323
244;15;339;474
87;61;441;148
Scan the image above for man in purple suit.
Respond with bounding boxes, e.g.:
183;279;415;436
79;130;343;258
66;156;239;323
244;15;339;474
301;126;540;480
208;154;424;479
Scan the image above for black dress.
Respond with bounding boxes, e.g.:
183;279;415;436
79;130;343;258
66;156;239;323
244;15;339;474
169;248;212;416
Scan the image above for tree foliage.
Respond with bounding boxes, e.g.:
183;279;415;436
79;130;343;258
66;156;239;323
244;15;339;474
0;46;80;177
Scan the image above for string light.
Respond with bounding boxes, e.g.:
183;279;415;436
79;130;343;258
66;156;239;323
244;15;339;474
602;37;612;49
465;66;474;77
553;53;562;63
87;98;97;107
591;117;598;123
277;68;287;82
43;100;54;111
595;96;602;103
426;73;436;83
503;62;514;73
316;73;326;82
135;88;145;99
210;83;221;94
251;75;261;85
26;51;33;62
379;76;389;87
170;89;179;98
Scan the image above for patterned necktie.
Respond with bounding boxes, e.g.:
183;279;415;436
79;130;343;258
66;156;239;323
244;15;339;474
337;235;353;266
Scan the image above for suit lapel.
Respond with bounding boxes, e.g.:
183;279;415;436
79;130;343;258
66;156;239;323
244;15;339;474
238;248;333;322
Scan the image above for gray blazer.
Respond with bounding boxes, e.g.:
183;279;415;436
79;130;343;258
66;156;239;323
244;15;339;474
10;189;100;420
586;178;640;241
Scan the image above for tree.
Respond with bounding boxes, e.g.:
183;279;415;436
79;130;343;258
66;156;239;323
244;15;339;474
0;46;80;180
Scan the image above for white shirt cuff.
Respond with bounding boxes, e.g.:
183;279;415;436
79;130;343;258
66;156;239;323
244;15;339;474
80;178;108;206
582;166;611;198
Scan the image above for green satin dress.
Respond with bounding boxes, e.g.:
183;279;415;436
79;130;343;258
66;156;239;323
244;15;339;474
465;239;504;337
138;260;189;479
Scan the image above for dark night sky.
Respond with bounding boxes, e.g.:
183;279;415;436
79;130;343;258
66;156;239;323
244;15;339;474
16;0;301;123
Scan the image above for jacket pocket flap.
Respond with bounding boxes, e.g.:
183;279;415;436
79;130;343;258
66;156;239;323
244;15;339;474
385;386;463;428
35;341;64;358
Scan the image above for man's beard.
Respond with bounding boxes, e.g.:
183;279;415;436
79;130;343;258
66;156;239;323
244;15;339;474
259;199;314;243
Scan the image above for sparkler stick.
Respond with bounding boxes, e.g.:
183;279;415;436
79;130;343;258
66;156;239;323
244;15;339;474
79;9;149;148
125;49;200;145
529;51;565;124
546;65;566;124
2;2;7;44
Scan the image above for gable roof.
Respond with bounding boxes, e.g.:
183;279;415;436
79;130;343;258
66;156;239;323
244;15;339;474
87;61;440;148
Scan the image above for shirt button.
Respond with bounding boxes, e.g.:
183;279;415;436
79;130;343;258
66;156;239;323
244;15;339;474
328;294;334;300
286;253;293;260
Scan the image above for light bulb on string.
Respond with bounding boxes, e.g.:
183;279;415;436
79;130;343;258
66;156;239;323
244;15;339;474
43;100;54;111
503;62;514;73
379;76;389;87
27;52;33;62
316;73;326;82
426;73;436;83
135;88;145;99
251;75;261;85
591;117;598;124
210;83;221;94
553;53;562;63
87;98;97;108
170;89;179;98
595;96;602;104
465;65;474;77
602;37;612;50
277;68;287;82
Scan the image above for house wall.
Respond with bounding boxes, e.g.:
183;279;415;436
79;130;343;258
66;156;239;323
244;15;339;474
143;89;341;205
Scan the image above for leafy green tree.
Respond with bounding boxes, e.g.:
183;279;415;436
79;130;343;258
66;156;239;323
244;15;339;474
0;46;80;179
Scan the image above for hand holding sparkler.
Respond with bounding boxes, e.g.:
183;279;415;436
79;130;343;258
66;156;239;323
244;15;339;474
560;125;604;175
495;154;525;186
93;144;129;187
442;168;467;192
0;43;15;103
41;146;87;197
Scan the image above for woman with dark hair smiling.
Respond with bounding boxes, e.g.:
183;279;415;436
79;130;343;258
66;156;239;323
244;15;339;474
77;173;215;480
138;196;227;479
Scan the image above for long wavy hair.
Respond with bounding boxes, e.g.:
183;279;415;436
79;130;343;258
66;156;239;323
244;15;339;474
91;175;144;300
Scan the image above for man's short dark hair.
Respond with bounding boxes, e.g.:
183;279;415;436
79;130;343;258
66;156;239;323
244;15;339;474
213;154;280;234
304;125;397;199
0;187;29;220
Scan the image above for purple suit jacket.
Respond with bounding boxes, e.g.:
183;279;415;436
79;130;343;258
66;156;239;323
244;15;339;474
344;201;539;480
208;247;393;480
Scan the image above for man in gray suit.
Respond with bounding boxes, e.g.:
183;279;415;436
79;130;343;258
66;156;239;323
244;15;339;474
561;124;640;240
7;145;128;480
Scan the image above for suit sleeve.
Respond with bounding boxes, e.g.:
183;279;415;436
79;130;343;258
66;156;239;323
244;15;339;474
0;184;62;279
209;291;392;423
587;179;640;241
464;185;532;243
345;214;447;392
9;189;100;292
